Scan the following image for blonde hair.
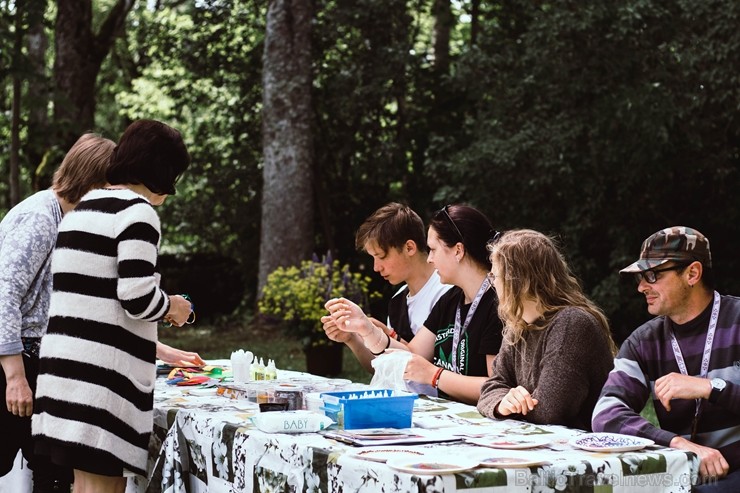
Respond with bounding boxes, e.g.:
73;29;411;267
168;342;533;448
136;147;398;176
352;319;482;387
52;133;115;203
489;229;617;354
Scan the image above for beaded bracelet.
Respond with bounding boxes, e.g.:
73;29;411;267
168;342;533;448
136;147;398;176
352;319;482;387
370;332;391;356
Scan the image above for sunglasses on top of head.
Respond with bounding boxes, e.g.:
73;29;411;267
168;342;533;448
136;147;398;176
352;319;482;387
438;205;464;243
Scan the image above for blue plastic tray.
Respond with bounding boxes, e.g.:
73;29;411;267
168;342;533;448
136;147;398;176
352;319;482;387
319;389;417;429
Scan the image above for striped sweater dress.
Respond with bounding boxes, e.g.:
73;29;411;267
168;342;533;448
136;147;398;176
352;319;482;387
32;188;171;476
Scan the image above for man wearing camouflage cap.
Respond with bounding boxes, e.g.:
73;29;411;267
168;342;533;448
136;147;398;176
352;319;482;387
592;227;740;492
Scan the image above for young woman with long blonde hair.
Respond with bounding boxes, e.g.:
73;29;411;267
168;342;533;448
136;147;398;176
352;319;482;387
477;229;616;430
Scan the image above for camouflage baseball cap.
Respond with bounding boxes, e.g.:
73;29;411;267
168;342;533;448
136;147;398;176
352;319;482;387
620;226;712;274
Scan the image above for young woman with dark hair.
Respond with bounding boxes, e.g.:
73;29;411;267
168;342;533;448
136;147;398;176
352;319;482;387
106;119;190;196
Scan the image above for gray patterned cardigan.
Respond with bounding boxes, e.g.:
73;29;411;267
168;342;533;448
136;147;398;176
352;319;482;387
0;190;62;356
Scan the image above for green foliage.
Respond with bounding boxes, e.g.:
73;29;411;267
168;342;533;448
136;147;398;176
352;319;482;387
312;0;441;263
424;0;740;341
98;0;266;299
258;254;381;349
3;0;739;343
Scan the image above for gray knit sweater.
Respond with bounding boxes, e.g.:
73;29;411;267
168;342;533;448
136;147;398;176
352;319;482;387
477;306;614;431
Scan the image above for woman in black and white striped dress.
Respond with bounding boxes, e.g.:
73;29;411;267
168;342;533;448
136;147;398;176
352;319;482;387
32;119;193;493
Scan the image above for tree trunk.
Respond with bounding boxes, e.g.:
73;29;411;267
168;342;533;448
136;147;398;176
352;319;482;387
258;0;314;293
10;4;22;206
26;5;50;178
432;0;452;73
52;0;134;153
470;0;480;47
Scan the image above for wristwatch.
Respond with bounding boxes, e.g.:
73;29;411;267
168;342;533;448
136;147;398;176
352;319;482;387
708;378;726;404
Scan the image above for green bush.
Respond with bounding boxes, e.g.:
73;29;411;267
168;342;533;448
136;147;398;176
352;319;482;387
258;254;381;349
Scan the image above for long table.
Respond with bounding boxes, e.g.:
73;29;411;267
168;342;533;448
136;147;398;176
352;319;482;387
127;362;699;493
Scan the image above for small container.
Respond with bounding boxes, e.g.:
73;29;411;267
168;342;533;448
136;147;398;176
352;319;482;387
254;382;274;404
259;402;289;412
320;389;417;429
327;378;352;391
274;383;304;411
241;382;264;402
254;357;266;381
304;392;324;412
230;349;253;383
233;361;251;383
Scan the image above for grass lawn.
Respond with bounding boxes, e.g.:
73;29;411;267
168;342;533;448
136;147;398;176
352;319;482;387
641;398;659;427
158;322;372;384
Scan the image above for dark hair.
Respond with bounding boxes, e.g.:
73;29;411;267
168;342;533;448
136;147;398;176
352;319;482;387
355;202;428;254
430;204;495;270
106;119;190;195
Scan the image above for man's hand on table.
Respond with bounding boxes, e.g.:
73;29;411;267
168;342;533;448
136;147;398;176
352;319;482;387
670;435;729;480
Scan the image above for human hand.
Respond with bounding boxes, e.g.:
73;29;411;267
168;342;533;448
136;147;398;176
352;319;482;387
670;436;729;480
156;342;205;367
5;375;33;417
496;386;539;416
654;373;711;412
325;298;373;336
321;315;353;344
401;352;436;384
164;294;193;327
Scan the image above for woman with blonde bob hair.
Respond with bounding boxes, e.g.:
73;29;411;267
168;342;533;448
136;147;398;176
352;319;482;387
477;229;617;430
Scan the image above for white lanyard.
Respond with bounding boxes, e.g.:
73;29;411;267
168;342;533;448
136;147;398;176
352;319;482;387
669;291;721;417
451;278;490;372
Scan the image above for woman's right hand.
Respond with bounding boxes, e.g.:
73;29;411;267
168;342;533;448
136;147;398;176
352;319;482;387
497;385;539;416
401;352;437;385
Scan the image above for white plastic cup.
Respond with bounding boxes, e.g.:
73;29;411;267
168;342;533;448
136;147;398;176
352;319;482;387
235;361;251;383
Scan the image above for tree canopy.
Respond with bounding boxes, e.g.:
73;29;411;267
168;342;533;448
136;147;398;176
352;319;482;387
1;0;738;341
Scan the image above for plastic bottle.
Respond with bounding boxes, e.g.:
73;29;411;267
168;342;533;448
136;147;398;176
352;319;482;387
250;355;258;381
266;359;277;380
254;357;266;381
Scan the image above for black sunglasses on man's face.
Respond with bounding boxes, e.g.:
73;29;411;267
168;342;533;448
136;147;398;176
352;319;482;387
634;263;689;284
